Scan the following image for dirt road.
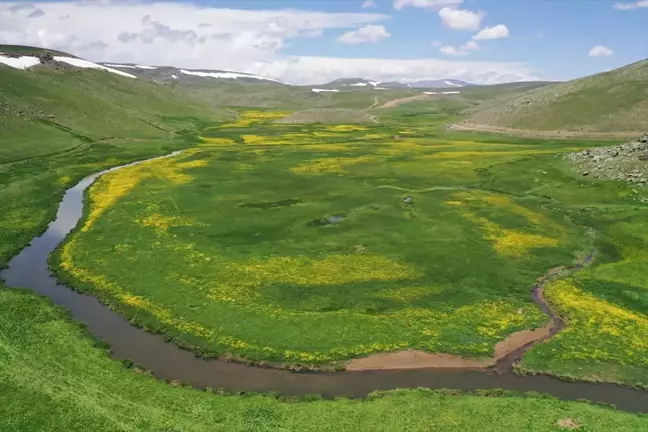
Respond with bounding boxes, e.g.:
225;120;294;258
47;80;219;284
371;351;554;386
369;93;437;110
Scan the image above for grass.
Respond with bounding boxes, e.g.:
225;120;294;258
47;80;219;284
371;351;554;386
0;44;73;57
467;59;648;133
54;109;599;367
519;190;648;386
51;106;648;385
274;108;376;124
2;288;648;431
0;62;232;163
460;152;648;386
0;62;232;268
2;57;648;428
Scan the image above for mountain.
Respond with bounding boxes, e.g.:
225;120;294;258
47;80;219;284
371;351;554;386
465;59;648;133
98;63;288;85
0;45;136;78
321;78;474;89
410;79;473;88
321;78;380;88
0;45;230;164
379;81;412;89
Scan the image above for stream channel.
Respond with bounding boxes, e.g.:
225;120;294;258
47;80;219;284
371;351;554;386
2;152;648;413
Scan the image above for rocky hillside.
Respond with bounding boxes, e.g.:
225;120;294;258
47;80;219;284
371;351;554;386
465;59;648;133
565;134;648;186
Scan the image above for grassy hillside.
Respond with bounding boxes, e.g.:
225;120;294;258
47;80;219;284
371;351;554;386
175;79;416;110
0;44;73;57
465;60;648;133
0;46;232;264
0;63;232;163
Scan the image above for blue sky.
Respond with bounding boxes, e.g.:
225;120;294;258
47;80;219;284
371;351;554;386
202;0;648;81
3;0;647;84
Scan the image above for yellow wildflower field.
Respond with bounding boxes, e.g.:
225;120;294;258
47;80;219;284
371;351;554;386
54;111;607;369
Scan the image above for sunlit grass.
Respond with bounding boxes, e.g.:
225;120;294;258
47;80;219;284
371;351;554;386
54;110;592;367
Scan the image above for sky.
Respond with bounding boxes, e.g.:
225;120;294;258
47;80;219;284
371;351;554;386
1;0;647;85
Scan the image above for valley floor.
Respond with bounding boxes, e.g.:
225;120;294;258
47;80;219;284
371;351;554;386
2;106;648;430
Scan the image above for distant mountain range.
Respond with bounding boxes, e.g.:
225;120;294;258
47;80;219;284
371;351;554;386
95;66;476;89
98;63;287;84
0;48;475;89
320;78;474;89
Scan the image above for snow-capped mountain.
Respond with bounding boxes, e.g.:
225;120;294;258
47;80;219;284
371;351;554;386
0;48;474;90
322;78;473;89
0;52;137;78
409;79;472;88
98;63;287;85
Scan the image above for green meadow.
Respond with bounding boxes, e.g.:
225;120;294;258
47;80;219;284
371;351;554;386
54;107;648;381
1;288;647;431
3;62;648;429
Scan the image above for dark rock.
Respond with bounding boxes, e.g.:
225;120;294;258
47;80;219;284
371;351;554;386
38;52;54;63
638;133;648;144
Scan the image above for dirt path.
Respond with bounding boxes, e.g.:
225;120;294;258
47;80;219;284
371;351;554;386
369;93;437;110
447;122;643;140
367;96;379;109
346;252;594;371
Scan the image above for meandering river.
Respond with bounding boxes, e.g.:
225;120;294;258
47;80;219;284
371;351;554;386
2;152;648;413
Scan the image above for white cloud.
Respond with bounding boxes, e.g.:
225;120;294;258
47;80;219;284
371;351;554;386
439;40;480;56
338;24;391;44
362;0;376;8
613;1;648;10
0;1;539;85
588;45;614;57
249;56;539;85
1;1;387;69
394;0;463;9
431;40;443;47
473;24;509;40
438;7;483;31
300;29;323;38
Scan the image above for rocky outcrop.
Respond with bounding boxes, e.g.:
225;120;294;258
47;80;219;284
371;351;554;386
564;134;648;186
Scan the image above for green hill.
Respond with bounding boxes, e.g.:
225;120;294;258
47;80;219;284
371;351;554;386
465;59;648;133
0;55;232;163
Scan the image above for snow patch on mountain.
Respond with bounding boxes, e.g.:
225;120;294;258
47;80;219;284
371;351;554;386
312;88;340;93
444;80;463;87
104;63;158;70
0;54;137;78
0;55;41;69
53;57;137;78
423;91;461;94
179;69;284;83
